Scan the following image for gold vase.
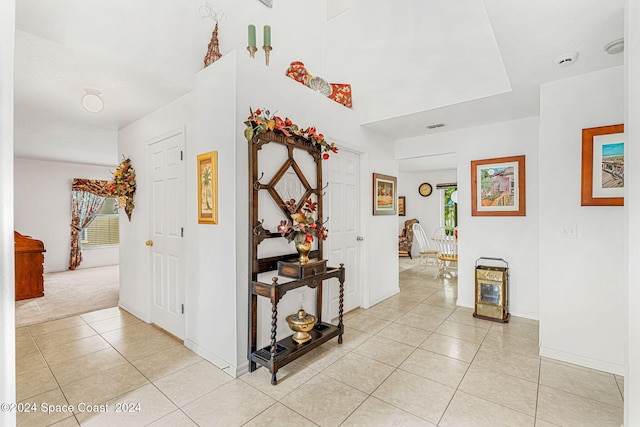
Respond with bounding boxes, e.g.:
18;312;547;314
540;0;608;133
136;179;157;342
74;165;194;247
286;309;317;344
295;241;311;264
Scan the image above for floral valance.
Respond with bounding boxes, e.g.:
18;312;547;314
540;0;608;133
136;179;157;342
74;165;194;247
72;178;113;197
71;157;137;221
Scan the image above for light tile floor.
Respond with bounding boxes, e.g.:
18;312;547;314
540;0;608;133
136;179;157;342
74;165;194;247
15;261;624;426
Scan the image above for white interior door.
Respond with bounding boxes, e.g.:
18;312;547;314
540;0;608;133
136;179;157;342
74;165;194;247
326;148;361;321
147;129;185;339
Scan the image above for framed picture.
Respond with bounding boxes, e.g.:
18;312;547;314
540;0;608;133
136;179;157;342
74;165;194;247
372;173;397;215
581;124;624;206
398;196;406;216
471;155;526;216
197;151;218;224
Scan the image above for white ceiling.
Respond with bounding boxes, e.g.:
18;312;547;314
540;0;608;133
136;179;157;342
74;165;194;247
13;0;625;169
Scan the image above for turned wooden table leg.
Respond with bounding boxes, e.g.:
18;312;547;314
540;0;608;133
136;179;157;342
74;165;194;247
270;299;278;385
338;263;345;344
249;293;257;372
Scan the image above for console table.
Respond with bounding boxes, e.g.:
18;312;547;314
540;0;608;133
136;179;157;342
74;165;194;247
249;264;345;385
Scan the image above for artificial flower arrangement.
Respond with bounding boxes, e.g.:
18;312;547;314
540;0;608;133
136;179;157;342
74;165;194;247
111;158;136;221
244;108;339;160
277;198;328;245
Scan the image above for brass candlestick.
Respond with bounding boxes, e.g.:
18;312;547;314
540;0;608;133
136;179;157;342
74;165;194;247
262;45;272;66
247;45;257;58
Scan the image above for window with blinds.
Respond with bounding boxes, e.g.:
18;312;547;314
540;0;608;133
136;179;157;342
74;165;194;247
81;198;119;247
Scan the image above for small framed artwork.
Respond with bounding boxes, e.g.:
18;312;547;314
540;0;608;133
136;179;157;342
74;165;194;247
581;124;624;206
372;173;397;215
471;155;526;216
197;151;218;224
398;196;406;216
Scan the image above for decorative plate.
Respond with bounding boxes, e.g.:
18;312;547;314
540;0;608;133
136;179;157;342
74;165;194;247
307;76;333;96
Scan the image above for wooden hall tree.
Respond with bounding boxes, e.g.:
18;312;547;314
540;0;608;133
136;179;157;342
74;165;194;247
247;129;345;385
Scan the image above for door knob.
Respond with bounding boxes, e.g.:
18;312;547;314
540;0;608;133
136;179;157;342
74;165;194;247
145;240;154;246
356;236;364;241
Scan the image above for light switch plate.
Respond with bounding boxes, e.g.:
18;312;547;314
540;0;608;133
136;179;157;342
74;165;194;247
560;224;578;239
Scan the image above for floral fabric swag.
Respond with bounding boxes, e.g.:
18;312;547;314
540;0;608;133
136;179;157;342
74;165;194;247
68;159;136;270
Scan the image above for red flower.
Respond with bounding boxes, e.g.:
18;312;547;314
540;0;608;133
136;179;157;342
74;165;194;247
305;234;313;243
317;225;328;240
307;127;317;138
274;116;291;136
285;118;292;126
277;220;291;237
254;109;262;115
303;198;318;213
323;153;330;160
317;133;324;141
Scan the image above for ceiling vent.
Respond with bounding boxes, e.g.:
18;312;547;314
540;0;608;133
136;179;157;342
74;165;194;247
604;38;624;55
426;123;445;130
554;52;579;67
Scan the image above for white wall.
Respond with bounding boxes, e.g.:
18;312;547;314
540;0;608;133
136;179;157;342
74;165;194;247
188;52;241;373
0;0;16;423
118;50;397;376
396;117;540;319
539;66;625;374
366;156;401;306
625;0;640;420
398;169;457;257
117;92;195;322
14;158;118;272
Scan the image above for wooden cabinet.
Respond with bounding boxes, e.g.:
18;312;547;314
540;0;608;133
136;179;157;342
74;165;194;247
14;231;46;301
247;130;344;385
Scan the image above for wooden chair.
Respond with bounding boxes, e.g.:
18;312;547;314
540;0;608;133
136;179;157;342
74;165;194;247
431;226;458;278
398;218;419;258
412;223;438;267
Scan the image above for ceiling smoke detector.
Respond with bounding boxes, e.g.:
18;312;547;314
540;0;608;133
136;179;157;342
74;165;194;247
554;52;579;67
425;123;445;130
604;38;624;55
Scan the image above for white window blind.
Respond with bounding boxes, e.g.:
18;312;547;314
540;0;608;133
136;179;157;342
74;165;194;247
81;198;119;247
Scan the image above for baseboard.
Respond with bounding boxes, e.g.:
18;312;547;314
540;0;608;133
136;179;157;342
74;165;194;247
509;309;539;321
456;299;474;310
455;299;539;321
184;339;248;378
368;287;400;308
539;346;624;376
118;301;149;323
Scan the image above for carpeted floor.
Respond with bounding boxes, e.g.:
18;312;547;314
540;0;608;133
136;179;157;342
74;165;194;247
15;265;119;327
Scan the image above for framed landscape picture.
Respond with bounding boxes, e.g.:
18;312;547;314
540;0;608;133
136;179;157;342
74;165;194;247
372;173;397;215
398;196;406;216
471;155;526;216
581;124;624;206
197;151;218;224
